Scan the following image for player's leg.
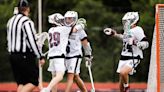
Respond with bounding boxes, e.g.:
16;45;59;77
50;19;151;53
119;75;124;92
119;66;131;92
74;59;87;92
17;84;23;92
19;83;36;92
74;74;88;92
116;60;131;92
65;73;75;92
65;58;76;92
47;72;64;90
51;72;58;92
65;57;88;92
41;58;65;92
72;58;87;92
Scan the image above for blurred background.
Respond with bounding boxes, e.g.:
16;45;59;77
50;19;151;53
0;0;163;91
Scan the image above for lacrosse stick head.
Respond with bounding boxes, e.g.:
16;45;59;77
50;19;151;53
36;32;49;52
36;32;49;44
77;18;87;26
103;28;115;36
48;13;64;26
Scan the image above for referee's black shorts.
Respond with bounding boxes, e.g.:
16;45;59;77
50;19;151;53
9;52;39;86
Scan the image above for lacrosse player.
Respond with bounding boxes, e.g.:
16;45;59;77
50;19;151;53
104;12;149;92
41;11;79;92
65;18;92;92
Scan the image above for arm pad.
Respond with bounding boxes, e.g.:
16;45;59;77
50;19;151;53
83;42;92;56
137;41;149;50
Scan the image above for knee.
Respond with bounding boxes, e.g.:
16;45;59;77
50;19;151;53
74;74;79;80
59;75;64;81
56;73;64;81
120;70;128;76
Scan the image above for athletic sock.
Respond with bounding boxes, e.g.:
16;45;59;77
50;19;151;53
123;83;129;87
41;88;51;92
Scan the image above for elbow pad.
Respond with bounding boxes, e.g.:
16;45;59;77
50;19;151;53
83;42;92;56
137;41;149;50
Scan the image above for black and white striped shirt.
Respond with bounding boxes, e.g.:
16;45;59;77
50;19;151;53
7;13;42;58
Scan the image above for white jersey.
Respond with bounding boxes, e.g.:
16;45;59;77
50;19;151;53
48;26;71;58
66;25;87;57
121;26;146;59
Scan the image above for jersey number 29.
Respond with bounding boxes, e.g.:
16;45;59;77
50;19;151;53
49;32;60;47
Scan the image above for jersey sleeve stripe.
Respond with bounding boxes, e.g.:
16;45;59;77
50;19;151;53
81;36;88;41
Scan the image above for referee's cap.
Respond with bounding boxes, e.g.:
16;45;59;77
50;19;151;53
18;0;29;7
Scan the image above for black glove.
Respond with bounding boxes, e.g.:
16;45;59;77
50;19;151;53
127;44;132;52
66;41;70;53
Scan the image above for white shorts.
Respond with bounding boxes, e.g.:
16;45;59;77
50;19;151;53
65;58;82;74
48;58;66;73
116;59;140;75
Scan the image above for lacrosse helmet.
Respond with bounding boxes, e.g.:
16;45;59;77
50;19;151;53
64;11;78;27
122;12;139;26
48;13;64;26
122;12;139;32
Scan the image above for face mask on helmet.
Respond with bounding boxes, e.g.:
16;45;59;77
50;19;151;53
48;13;64;26
122;20;130;33
64;11;78;27
122;12;139;32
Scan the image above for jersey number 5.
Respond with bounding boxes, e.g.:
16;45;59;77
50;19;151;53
49;32;60;47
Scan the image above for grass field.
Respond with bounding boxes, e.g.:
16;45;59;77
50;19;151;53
0;82;147;92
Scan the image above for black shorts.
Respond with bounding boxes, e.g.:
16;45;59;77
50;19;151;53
9;52;39;86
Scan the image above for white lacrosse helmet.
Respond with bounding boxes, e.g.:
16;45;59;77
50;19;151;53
122;12;139;26
48;13;64;26
64;11;78;26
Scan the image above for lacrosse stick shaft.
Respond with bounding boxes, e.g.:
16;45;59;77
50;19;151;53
43;51;49;56
39;63;43;89
87;65;95;91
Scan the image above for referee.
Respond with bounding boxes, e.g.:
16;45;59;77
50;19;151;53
6;0;45;92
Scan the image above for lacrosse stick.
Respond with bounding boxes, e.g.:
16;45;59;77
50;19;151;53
86;60;95;92
36;32;49;89
103;27;123;40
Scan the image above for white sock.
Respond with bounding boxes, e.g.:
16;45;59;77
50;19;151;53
41;88;51;92
123;83;129;87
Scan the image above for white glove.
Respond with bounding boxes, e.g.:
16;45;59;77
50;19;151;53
103;28;115;36
85;56;93;67
136;41;149;50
